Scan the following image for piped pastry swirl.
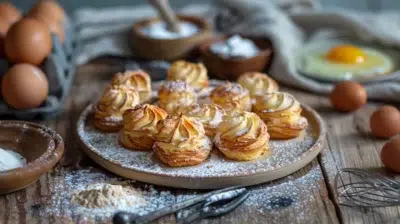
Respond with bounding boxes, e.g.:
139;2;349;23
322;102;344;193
111;70;152;103
182;104;226;138
253;92;308;139
120;104;168;150
210;82;251;112
167;60;208;89
237;72;278;97
93;85;140;132
158;81;197;115
215;111;270;161
154;115;212;167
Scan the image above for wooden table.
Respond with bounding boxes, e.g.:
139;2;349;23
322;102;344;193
0;62;398;224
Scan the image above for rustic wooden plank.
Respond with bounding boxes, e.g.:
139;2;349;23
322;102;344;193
288;87;400;224
0;64;339;224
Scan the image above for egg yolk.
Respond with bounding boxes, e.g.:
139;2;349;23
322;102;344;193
326;45;366;64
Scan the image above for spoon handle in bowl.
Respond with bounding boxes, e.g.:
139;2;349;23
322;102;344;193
148;0;181;32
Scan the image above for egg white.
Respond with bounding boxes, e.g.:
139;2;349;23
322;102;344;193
297;42;394;80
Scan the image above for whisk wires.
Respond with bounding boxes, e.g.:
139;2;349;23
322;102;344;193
334;168;400;208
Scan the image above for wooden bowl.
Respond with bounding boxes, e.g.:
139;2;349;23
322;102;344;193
131;15;212;60
0;121;64;194
199;35;273;80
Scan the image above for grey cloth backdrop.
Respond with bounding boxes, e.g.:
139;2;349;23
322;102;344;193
10;0;400;12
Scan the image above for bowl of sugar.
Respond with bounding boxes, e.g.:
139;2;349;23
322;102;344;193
131;14;212;60
200;34;273;80
0;121;64;194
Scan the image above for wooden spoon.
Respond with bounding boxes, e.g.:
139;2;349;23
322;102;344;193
148;0;181;32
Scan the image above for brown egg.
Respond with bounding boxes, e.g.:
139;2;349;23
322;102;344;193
0;2;21;25
26;13;65;43
330;81;367;112
381;136;400;172
0;16;10;58
2;63;49;109
28;0;66;25
5;18;52;65
0;16;10;34
370;106;400;138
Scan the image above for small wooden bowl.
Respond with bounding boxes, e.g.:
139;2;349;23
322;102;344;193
131;15;212;60
199;35;273;80
0;121;64;194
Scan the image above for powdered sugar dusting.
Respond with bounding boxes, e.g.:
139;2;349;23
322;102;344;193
160;81;194;93
176;165;323;222
77;105;318;179
215;82;248;95
240;165;323;222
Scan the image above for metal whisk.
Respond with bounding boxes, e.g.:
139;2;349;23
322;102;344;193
334;168;400;208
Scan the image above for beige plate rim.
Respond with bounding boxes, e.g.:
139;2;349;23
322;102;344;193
77;103;326;189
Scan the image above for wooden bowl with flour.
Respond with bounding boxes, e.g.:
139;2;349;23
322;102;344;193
0;121;64;194
130;14;212;61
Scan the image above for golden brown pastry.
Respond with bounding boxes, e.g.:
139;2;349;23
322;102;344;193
167;60;208;89
215;111;270;161
183;104;226;138
237;72;278;97
111;70;152;103
153;115;212;167
253;92;308;139
158;81;197;115
120;104;168;150
210;82;251;112
93;85;140;132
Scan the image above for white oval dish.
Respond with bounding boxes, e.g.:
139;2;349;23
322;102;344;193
296;39;400;83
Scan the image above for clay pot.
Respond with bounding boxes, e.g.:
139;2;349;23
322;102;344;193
131;15;212;61
0;121;64;194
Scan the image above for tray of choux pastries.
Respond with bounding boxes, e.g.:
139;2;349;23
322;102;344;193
77;60;326;189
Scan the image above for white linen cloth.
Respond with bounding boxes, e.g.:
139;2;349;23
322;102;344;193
73;0;400;102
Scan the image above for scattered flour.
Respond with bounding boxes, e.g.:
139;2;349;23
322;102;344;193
43;165;323;222
0;148;26;171
141;21;199;39
70;183;146;209
44;168;175;220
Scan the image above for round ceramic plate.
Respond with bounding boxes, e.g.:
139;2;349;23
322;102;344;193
77;102;325;189
297;40;400;84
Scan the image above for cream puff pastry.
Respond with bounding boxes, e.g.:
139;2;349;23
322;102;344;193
158;81;197;115
237;72;278;97
120;104;168;150
183;104;226;138
253;92;308;139
154;115;212;167
210;82;251;112
93;85;140;132
215;111;270;161
111;70;152;103
167;60;208;89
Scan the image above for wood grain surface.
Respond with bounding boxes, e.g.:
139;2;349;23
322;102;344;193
0;62;398;224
